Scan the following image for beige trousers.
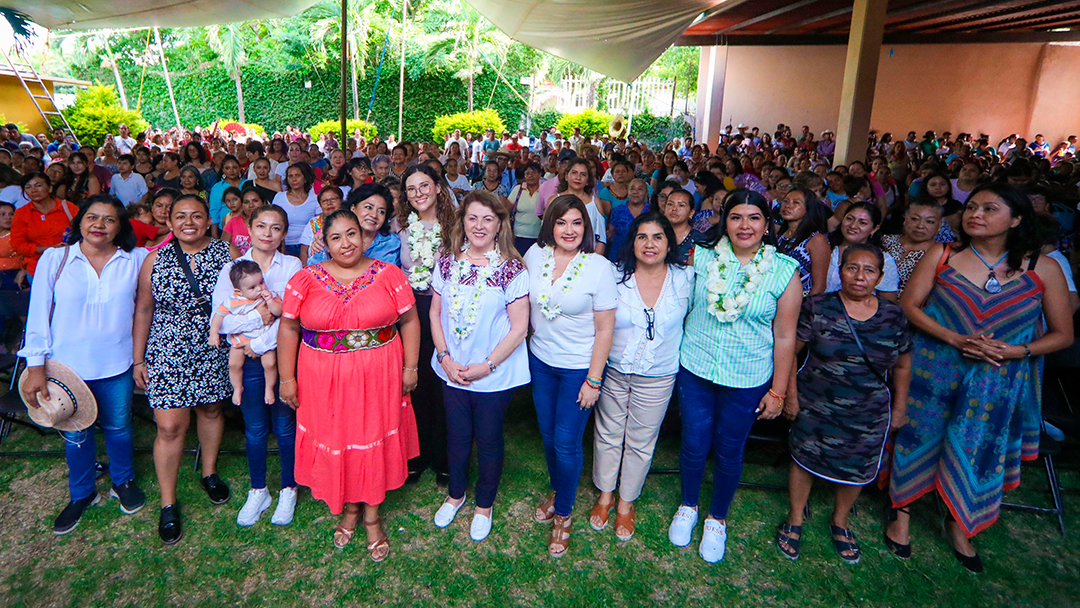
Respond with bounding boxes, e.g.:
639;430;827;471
591;369;676;502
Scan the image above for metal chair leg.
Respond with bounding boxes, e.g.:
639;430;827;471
192;444;201;472
1045;454;1067;538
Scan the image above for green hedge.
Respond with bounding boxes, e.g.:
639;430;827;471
556;109;614;140
307;119;378;140
431;108;505;142
53;85;149;147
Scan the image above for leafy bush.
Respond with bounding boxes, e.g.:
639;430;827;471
529;110;563;137
54;85;149;147
0;115;29;134
556;109;614;140
628;113;691;149
431;108;506;142
307;119;378;141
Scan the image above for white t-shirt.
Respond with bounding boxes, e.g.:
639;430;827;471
274;161;291;183
0;185;28;208
586;200;608;245
430;255;531;392
446;174;472;194
1047;250;1077;293
825;247;900;294
608;264;694;377
115;136;138;154
272;189;320;246
247;158;279;181
524;244;618;369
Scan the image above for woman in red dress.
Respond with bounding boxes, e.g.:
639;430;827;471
278;208;421;561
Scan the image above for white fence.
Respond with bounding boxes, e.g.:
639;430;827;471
526;75;695;117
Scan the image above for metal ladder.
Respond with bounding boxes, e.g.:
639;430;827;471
1;44;79;146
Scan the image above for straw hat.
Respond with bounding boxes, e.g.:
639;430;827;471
19;361;97;432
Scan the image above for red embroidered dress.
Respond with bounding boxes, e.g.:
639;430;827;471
283;261;419;513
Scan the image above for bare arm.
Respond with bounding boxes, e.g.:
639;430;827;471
277;316;301;409
398;305;421;395
208;313;224;347
132;250;158;390
782;339;806;421
761;272;803;419
578;308;615;409
807;233;830;296
889;352;913;430
299;245;310;266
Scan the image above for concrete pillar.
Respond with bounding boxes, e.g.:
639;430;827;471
695;45;728;150
833;0;887;166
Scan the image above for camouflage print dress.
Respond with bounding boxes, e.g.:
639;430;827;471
789;293;912;485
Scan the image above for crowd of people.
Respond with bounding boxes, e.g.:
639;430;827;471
5;116;1077;573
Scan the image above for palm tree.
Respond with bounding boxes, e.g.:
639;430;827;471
207;24;249;123
0;8;34;50
422;1;508;112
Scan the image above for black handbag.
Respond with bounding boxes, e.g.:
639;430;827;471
172;239;212;316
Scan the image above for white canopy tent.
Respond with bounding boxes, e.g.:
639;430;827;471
1;0;322;30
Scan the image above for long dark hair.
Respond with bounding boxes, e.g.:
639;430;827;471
339;157;371;188
702;188;774;248
65;194;136;252
828;201;882;247
284;162;316;193
776;187;828;252
537;194;595;254
346;182;394;236
557;158;596;196
616;212;680;284
954;182;1039;273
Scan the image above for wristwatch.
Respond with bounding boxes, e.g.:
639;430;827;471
436;350;450;363
486;359;497;372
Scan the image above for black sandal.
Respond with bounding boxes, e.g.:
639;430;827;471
883;505;911;559
830;524;861;565
775;523;802;560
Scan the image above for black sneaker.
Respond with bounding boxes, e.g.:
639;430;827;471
54;493;101;535
200;474;231;505
110;480;146;515
159;504;183;545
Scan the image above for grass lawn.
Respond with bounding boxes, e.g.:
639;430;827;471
0;391;1077;608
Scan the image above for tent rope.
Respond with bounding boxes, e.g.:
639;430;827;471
366;27;390;123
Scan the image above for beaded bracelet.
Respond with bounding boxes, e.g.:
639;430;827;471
767;388;785;405
585;376;602;389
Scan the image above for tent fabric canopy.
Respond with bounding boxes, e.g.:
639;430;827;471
2;0;322;30
6;0;723;83
463;0;726;83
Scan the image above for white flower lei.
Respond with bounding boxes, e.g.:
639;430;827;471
406;212;441;290
705;236;775;323
446;249;501;340
536;246;588;321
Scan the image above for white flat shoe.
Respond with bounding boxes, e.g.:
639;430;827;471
668;505;698;547
699;518;727;563
470;510;492;542
434;495;466;528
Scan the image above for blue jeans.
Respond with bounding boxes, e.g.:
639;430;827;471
677;367;770;520
62;368;135;501
443;385;514;509
529;352;593;517
237;357;296;489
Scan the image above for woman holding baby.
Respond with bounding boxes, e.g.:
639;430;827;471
210;205;303;529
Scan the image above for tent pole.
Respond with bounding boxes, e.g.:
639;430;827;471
102;35;129;110
153;27;182;133
398;0;406;142
340;0;348;147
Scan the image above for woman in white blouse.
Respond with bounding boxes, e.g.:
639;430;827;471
825;201;899;302
524;194;617;558
19;194;147;534
271;162;319;257
589;212;692;542
429;191;530;542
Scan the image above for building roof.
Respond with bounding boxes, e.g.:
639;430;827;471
0;68;91;86
678;0;1080;46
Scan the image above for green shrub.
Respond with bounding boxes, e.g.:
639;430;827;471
307;119;378;141
556;109;613;140
431;109;506;142
54;85;149;147
529;110;563;137
628;113;691;149
0;115;29;134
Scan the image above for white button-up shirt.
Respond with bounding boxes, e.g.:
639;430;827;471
110;172;149;206
19;243;148;380
608;264;694;377
211;250;303;355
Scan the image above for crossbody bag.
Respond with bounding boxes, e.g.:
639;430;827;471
172;239;212;316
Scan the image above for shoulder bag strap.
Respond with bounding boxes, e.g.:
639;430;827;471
47;245;71;325
59;200;74;222
838;293;889;387
172;239;212;316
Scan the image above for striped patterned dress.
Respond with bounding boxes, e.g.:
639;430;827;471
889;248;1044;537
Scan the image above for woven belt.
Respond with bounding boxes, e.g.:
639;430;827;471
301;325;398;353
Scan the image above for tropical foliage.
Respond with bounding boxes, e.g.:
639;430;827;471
431;108;505;142
556;109;615;140
307;118;378;140
55;85;149;147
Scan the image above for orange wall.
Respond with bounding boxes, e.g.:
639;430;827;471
716;43;1080;146
0;75;56;136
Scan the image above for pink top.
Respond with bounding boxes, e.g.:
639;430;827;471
223;215;251;255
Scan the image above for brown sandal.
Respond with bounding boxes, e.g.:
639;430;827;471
333;525;355;549
549;514;572;557
534;494;556;523
589;497;615;531
363;517;390;562
615;506;636;542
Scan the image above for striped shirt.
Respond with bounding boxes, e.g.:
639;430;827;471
679;243;799;388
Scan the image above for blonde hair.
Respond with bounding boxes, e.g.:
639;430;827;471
444;190;522;262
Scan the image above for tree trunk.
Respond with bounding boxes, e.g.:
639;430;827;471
234;74;246;124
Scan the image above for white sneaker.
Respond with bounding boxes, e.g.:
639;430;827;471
236;488;272;527
699;518;728;563
668;505;698;547
434;495;466;528
470;510;492;542
271;487;298;526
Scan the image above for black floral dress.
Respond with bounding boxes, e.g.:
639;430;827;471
146;240;232;409
789;293;912;484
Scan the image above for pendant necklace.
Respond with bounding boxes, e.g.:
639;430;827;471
970;246;1007;294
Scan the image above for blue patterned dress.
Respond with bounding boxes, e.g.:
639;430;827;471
889;248;1044;537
